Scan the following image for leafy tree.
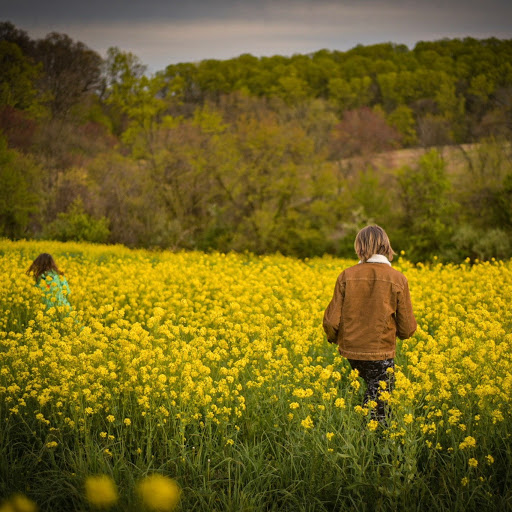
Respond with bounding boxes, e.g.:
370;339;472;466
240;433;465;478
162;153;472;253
34;32;103;117
450;224;511;261
417;114;453;147
163;62;200;104
0;106;38;151
273;70;311;105
0;40;43;115
328;76;372;111
87;153;162;247
105;47;167;160
454;140;512;229
495;172;512;228
329;107;400;159
196;59;232;100
0;21;36;55
387;105;418;146
0;137;40;238
42;197;109;243
349;166;393;224
396;149;454;260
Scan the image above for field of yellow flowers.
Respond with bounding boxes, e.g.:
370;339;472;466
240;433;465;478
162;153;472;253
1;240;511;511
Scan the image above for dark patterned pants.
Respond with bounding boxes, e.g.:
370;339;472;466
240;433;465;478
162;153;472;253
347;358;395;422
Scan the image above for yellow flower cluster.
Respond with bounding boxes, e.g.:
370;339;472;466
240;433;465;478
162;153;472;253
136;474;181;511
1;240;510;496
84;473;180;511
85;475;119;508
0;494;37;512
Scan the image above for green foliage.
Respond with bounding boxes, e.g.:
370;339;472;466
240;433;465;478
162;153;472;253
396;150;454;260
105;47;169;158
454;140;512;228
34;32;103;118
387;105;418;146
330;107;400;159
2;23;512;260
0;40;44;116
42;198;110;243
273;71;311;105
495;172;512;228
450;225;512;261
0;137;40;238
349;166;392;224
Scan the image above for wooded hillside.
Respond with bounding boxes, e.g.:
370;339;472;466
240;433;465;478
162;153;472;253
1;21;511;261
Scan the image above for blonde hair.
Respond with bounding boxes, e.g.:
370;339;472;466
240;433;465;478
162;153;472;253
354;225;395;263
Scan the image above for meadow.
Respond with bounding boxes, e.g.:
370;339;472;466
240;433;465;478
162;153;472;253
0;240;511;511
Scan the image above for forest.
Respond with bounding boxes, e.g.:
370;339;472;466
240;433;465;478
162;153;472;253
1;21;512;261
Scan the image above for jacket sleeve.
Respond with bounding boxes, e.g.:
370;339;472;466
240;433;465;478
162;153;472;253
323;274;345;344
396;278;417;340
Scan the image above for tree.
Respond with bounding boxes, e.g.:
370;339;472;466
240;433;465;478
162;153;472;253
0;106;38;151
104;47;167;159
0;21;35;55
328;76;373;111
0;137;40;238
0;40;43;114
42;197;109;243
417;114;453;147
270;65;311;105
34;32;103;117
87;151;184;248
396;149;454;259
349;166;392;223
329;107;401;159
387;105;418;147
454;140;512;229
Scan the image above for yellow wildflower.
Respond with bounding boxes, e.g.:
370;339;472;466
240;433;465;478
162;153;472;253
301;416;314;429
367;420;379;431
334;398;345;408
84;475;118;508
136;474;181;512
459;436;476;450
2;494;38;512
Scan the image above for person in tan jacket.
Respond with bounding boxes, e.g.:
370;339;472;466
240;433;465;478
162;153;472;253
323;225;417;422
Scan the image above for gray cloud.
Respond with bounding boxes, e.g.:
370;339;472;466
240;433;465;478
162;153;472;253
2;0;512;72
5;0;512;24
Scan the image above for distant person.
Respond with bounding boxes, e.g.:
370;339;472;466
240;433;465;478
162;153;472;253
323;225;417;423
27;253;71;310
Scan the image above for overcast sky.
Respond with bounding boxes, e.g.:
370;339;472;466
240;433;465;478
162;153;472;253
2;0;512;73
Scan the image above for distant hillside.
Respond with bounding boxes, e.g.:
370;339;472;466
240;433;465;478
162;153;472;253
344;143;480;174
1;22;512;260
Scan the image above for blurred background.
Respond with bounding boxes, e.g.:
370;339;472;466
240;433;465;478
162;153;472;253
1;0;512;262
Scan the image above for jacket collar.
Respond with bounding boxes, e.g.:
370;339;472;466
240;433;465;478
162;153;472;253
359;254;392;266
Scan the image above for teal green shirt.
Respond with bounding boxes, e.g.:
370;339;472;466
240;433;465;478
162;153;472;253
36;271;71;309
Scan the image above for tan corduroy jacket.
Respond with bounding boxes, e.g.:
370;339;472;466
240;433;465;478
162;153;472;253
323;255;417;360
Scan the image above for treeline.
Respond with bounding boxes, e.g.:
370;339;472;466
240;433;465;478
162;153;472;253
1;21;512;261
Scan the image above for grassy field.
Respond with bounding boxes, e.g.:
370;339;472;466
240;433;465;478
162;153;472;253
0;240;511;511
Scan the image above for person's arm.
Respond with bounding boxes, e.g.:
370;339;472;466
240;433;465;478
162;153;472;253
396;279;417;339
323;274;345;344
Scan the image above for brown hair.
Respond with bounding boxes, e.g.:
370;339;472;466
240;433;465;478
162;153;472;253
354;225;395;263
26;253;63;281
